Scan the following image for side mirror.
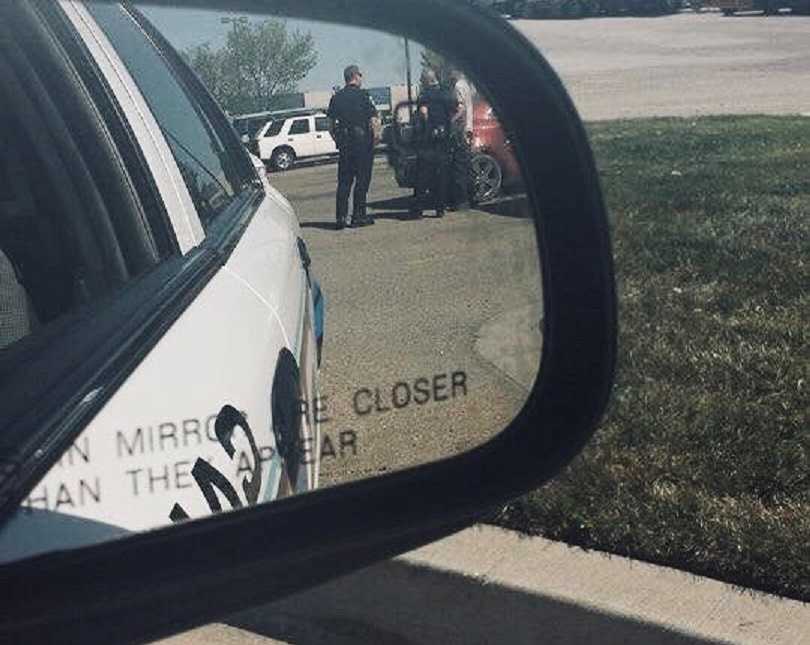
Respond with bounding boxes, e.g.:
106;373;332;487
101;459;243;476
0;1;615;643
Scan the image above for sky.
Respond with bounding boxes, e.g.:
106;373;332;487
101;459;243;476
138;4;422;92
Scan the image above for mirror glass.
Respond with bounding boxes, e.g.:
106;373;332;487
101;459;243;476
0;2;542;562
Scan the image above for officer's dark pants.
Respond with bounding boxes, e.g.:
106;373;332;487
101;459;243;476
448;129;471;207
336;136;374;226
413;141;449;215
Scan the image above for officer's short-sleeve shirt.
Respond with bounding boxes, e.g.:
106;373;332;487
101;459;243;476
454;78;474;133
417;87;457;130
327;86;377;129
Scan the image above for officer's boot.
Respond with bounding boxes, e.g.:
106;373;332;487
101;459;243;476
361;203;374;226
336;193;349;230
353;203;372;227
409;190;423;220
349;204;362;228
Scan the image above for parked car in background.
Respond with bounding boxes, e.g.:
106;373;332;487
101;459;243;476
232;110;280;145
474;0;684;16
255;109;338;171
709;0;810;14
469;99;524;202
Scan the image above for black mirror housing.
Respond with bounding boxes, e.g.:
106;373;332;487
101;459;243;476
1;1;616;643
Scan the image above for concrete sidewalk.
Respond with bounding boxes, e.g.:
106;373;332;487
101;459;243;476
160;525;809;645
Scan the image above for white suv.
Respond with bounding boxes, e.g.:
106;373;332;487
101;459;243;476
256;111;339;171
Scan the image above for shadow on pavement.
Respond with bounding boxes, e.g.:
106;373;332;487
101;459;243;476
293;194;532;225
368;194;531;220
229;558;727;645
367;195;413;211
301;211;421;229
478;194;530;219
367;195;439;221
284;191;335;204
372;211;420;221
300;221;342;231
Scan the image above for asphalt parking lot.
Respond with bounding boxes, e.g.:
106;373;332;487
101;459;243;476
271;157;542;488
516;12;810;120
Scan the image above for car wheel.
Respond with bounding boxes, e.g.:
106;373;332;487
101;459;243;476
470;153;503;203
271;147;296;171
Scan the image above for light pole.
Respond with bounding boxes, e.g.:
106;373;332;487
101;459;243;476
404;37;413;120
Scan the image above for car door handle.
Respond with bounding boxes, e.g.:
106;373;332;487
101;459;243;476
297;237;312;282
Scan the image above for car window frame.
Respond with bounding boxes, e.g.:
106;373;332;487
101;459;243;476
125;3;258;195
263;119;285;138
120;3;266;250
84;2;259;234
288;117;312;136
44;1;180;261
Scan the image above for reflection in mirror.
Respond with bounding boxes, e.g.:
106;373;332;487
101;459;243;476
0;2;541;563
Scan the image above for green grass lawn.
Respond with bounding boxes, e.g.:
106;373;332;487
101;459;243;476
493;116;810;600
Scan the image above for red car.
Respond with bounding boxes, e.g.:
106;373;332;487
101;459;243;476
469;99;523;202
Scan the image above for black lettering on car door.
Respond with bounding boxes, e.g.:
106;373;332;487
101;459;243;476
169;404;261;522
215;405;262;505
170;458;242;521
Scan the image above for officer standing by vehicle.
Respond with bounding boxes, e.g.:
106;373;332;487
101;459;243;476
410;68;458;219
448;69;474;210
327;64;380;229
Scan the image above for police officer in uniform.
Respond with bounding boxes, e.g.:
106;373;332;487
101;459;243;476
410;68;458;219
327;64;379;229
448;69;473;210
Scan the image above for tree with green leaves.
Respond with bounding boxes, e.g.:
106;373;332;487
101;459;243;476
184;17;318;115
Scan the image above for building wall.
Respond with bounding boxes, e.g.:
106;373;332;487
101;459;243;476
234;84;420;121
303;90;333;110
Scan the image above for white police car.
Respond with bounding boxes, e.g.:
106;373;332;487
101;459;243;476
0;1;324;560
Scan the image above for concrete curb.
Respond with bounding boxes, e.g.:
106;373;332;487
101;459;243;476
161;525;809;644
